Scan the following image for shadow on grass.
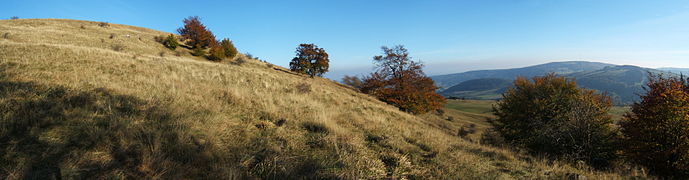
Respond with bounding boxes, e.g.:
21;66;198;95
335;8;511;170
0;63;235;179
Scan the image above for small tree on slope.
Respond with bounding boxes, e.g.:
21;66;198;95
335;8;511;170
289;44;329;77
220;38;238;59
360;45;445;114
177;16;216;49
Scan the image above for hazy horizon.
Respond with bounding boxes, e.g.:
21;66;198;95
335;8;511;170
4;0;689;80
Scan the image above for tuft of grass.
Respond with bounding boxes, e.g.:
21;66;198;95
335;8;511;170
111;44;125;52
302;121;329;134
296;83;311;93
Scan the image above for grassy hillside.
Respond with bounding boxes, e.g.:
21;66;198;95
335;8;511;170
0;19;644;179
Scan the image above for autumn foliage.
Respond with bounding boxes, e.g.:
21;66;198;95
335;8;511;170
621;74;689;177
360;45;445;114
289;44;329;77
492;74;618;167
207;44;226;61
177;16;216;49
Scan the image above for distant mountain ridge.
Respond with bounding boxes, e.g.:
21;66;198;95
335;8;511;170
657;67;689;75
431;61;614;90
433;61;678;104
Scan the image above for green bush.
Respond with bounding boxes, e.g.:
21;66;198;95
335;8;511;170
220;38;238;59
492;74;619;168
163;34;179;50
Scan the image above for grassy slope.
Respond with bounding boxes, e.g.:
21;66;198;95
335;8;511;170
0;19;638;179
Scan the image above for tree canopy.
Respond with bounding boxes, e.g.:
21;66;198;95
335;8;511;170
289;44;329;77
177;16;216;49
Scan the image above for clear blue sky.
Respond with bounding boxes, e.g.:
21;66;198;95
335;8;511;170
4;0;689;79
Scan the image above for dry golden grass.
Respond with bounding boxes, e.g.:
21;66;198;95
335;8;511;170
0;19;649;179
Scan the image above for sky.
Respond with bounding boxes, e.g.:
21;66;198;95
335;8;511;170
3;0;689;80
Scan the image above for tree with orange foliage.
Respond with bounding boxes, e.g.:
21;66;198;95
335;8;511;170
621;74;689;177
360;45;445;114
492;74;618;168
289;44;329;77
177;16;216;49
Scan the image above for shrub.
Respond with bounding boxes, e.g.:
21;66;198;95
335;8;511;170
302;121;328;134
220;38;238;59
191;47;205;56
2;33;9;39
289;44;329;77
232;56;246;65
457;127;472;138
154;35;164;42
245;53;254;59
162;34;179;50
342;75;363;90
109;33;115;39
207;45;226;61
360;45;445;114
177;16;216;49
98;21;110;28
10;16;19;20
491;74;618;168
621;74;689;177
